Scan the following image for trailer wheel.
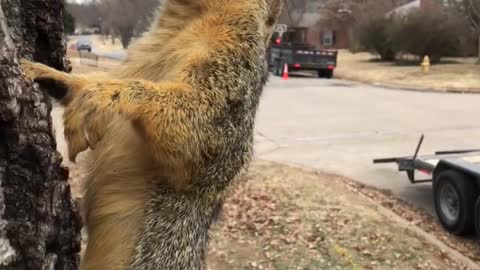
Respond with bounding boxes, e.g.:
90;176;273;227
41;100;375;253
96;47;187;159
475;197;480;237
317;70;325;78
434;170;477;235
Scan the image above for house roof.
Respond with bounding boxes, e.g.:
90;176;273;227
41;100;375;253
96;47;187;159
278;8;321;28
387;0;420;16
298;12;322;28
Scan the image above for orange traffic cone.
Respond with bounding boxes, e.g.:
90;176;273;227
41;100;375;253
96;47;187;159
282;63;289;80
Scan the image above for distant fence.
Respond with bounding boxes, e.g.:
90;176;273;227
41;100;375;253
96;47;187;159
78;50;99;67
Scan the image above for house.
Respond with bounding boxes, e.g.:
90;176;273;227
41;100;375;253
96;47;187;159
277;9;351;50
275;0;444;51
301;11;351;50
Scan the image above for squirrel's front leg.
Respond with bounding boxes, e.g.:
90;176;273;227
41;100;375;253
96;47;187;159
21;61;209;184
61;79;209;190
61;82;140;162
62;88;107;162
20;60;119;161
58;80;199;164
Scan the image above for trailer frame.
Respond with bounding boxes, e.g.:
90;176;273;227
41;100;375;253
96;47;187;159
374;134;480;183
373;134;480;237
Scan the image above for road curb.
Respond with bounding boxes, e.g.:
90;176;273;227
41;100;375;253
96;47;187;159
371;82;480;95
334;75;480;95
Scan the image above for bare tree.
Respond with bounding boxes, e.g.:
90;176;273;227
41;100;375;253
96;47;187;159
0;0;82;268
466;0;480;62
67;2;103;29
319;0;407;24
135;0;161;34
280;0;330;26
285;0;309;26
98;0;159;48
445;0;480;62
66;0;159;47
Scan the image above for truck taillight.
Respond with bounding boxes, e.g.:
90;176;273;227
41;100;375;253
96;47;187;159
328;65;334;70
293;64;301;68
275;38;281;45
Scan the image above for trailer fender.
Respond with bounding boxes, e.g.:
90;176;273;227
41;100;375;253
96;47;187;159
433;160;480;190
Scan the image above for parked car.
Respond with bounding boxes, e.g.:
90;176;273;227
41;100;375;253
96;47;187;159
76;40;92;52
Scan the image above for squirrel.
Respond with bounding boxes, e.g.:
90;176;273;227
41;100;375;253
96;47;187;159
20;0;283;269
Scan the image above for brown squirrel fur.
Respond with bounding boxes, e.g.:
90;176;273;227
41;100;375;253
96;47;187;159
21;0;283;269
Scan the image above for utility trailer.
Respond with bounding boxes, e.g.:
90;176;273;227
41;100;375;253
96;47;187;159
269;45;337;79
268;27;338;79
374;135;480;237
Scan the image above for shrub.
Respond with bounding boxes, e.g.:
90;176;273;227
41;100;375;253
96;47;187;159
354;16;396;61
456;29;478;57
390;10;469;63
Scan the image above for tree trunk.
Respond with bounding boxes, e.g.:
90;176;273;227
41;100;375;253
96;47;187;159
119;26;134;49
477;32;480;64
0;0;82;269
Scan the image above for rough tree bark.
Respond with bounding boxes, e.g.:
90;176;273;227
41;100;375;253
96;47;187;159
0;0;82;269
477;33;480;64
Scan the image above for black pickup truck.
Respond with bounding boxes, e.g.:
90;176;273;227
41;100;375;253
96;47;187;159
269;43;338;79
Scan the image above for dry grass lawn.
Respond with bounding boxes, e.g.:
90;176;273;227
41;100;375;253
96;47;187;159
336;51;480;93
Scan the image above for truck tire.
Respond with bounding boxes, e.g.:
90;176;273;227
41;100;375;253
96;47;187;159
318;70;333;79
317;70;325;78
434;170;477;235
325;70;333;79
475;197;480;237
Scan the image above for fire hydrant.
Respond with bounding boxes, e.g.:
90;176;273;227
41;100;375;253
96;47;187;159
421;55;430;73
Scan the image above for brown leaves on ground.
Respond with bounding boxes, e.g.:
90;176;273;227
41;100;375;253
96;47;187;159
207;160;475;270
345;179;480;265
